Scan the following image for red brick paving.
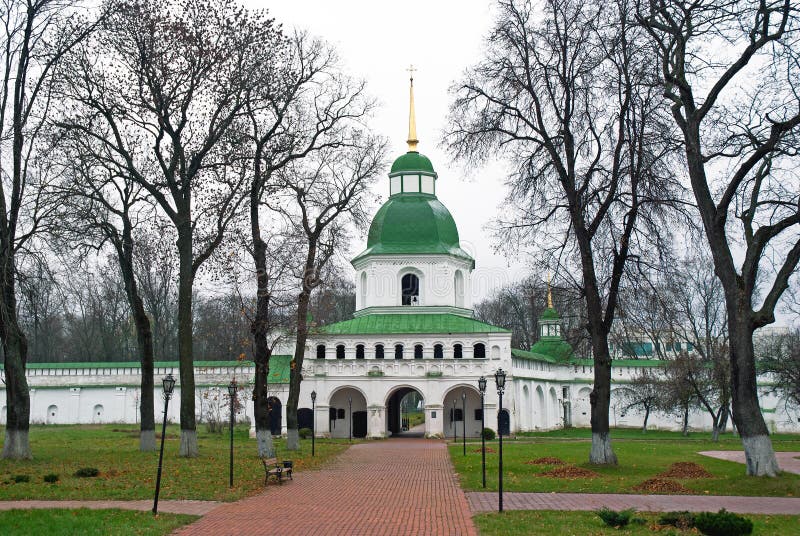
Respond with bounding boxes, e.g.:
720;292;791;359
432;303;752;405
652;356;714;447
700;450;800;475
466;492;800;515
174;439;477;536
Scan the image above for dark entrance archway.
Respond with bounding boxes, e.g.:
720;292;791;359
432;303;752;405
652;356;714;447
386;386;425;437
267;396;282;435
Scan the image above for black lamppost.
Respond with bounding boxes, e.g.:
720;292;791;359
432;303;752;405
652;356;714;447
311;390;317;457
478;376;487;488
152;373;175;515
348;396;352;442
495;368;507;513
452;398;457;442
461;391;467;456
228;379;237;488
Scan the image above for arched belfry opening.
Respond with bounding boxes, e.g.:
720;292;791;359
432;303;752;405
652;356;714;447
386;386;425;437
401;273;420;305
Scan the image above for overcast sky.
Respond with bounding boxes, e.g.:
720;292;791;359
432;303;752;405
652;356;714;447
246;0;529;303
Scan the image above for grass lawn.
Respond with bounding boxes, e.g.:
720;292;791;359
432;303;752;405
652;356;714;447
0;424;350;501
449;429;800;496
473;510;800;535
0;508;197;535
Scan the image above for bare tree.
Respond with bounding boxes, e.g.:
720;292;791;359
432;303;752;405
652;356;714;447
242;33;381;455
637;0;800;475
56;0;283;456
0;0;101;459
275;141;385;450
616;369;667;433
446;0;679;464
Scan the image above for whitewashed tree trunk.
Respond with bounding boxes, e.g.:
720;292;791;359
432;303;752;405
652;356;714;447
179;429;198;457
743;435;780;477
589;432;617;465
140;430;156;452
1;430;31;460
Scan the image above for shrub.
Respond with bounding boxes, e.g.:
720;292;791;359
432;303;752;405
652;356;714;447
298;428;312;439
74;467;100;478
43;473;59;484
482;428;496;440
12;474;30;483
659;511;696;529
596;508;635;528
694;509;753;536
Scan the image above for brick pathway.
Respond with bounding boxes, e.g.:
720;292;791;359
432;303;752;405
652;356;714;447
700;451;800;475
467;492;800;515
175;439;477;536
0;499;219;516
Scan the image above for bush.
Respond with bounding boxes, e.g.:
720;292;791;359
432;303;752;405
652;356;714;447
298;428;312;439
482;428;496;440
659;511;696;529
12;474;30;483
694;509;753;536
43;473;59;483
596;508;635;528
74;467;100;478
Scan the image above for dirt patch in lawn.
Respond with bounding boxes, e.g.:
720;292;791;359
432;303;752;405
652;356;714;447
525;457;566;466
540;465;600;479
632;478;691;494
473;447;496;454
657;462;712;479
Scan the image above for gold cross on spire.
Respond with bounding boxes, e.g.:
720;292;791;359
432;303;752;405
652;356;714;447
406;65;418;152
547;271;554;309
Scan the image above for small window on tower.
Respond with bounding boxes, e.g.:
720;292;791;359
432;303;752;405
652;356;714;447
434;344;443;359
401;273;420;306
316;345;326;359
375;344;384;359
356;344;365;359
395;344;404;359
473;343;486;359
454;344;463;359
336;344;345;359
414;344;423;359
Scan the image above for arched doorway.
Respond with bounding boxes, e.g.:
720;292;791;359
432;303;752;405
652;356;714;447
443;386;482;438
46;405;58;425
92;404;104;424
329;387;367;439
386;386;425;437
267;396;282;435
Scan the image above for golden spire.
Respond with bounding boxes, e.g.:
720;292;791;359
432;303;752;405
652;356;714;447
547;272;553;309
406;65;418;152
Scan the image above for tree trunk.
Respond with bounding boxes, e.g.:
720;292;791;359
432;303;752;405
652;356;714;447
642;407;650;434
176;221;197;457
719;406;729;434
729;316;779;476
1;309;31;460
586;303;617;465
250;227;273;456
286;244;317;451
682;403;689;436
117;226;156;451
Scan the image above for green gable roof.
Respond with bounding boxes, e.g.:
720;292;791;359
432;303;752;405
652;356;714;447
316;313;509;336
352;194;474;264
390;151;436;174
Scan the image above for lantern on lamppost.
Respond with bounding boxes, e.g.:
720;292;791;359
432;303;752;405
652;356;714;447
494;368;507;513
152;374;175;515
478;376;487;488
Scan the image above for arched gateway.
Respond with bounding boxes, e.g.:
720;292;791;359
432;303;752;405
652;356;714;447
386;386;425;437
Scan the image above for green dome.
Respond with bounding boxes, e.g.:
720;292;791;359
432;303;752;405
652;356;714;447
352;194;473;264
540;307;560;320
390;151;436;174
530;338;573;362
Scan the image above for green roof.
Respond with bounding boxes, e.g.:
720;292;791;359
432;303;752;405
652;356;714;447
530;338;574;362
353;194;474;264
390;151;436;174
316;313;509;335
10;355;293;383
540;307;560;320
511;347;559;363
570;358;665;368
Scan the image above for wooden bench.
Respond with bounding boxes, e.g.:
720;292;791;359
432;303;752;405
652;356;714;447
261;457;293;485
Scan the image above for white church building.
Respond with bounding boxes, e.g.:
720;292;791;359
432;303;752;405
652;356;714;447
2;80;798;438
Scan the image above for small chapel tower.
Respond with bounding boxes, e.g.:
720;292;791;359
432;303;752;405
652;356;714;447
351;71;475;316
